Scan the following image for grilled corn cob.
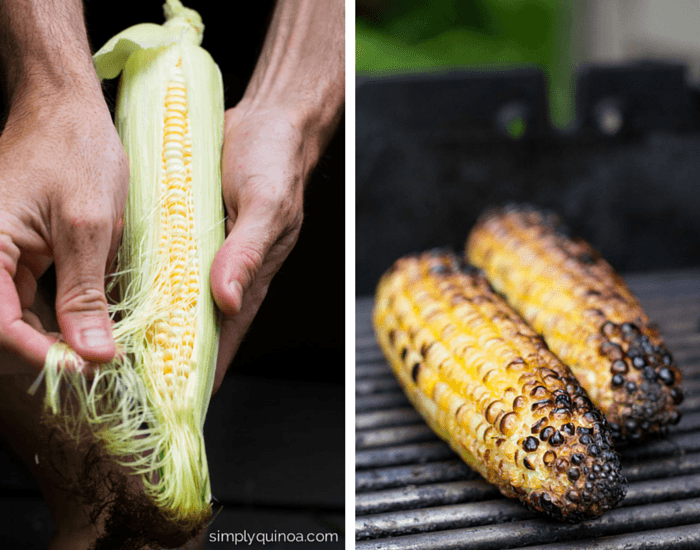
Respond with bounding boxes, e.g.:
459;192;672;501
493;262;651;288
373;251;626;522
33;0;225;538
466;205;683;442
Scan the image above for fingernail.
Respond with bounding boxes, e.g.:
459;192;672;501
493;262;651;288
229;280;243;313
81;327;111;350
230;280;243;300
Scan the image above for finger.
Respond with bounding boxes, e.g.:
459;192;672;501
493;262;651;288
212;276;270;394
14;263;37;311
105;217;123;302
53;212;115;363
0;270;55;368
105;217;123;272
212;226;302;392
18;252;53;281
209;206;277;318
22;309;46;333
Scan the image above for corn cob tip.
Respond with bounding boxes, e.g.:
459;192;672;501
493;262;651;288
374;251;627;522
466;204;684;442
597;320;683;443
163;0;204;45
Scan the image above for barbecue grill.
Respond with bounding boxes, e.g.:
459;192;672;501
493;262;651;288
356;269;700;549
356;64;700;548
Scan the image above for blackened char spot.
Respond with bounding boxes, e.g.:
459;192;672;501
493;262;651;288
639;336;655;355
573;395;593;409
611;360;628;374
540;426;554;442
642;366;658;382
531;417;548;434
555;394;573;408
539;493;557;513
411;362;421;382
460;262;481;276
560;423;575;436
671;387;684;405
429;264;448;275
579;252;595;265
532;399;553;411
523;437;539;452
657;367;675;386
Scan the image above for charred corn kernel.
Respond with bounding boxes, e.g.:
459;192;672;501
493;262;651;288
374;251;626;522
466;205;684;441
34;0;225;535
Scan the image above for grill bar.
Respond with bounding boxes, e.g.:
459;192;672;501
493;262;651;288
357;473;700;537
356;441;455;470
356;451;700;495
355;461;476;493
356;269;700;548
357;499;535;541
356;499;700;549
523;523;700;549
356;424;435;449
356;392;410;413
357;480;500;517
356;407;421;431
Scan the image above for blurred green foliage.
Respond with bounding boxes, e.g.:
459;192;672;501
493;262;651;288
356;0;573;127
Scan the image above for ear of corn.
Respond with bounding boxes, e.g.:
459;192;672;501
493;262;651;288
466;205;683;441
373;251;626;522
33;0;225;531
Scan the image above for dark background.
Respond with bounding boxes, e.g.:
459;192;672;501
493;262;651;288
0;2;345;547
356;65;700;295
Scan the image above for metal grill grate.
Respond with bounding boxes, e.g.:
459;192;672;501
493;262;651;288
356;269;700;549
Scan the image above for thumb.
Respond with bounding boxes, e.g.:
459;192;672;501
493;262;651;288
53;215;116;363
210;208;275;318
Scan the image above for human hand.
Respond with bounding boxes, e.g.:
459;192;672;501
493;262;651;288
206;0;343;392
208;105;312;392
0;84;128;372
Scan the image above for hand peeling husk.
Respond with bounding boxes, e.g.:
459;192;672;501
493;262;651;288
34;0;225;543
